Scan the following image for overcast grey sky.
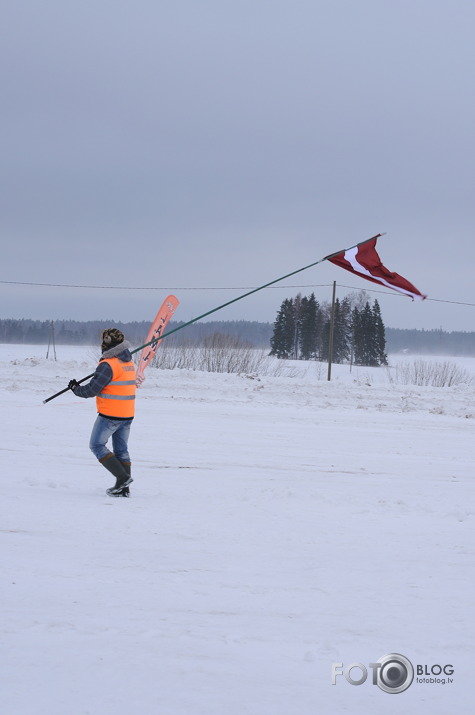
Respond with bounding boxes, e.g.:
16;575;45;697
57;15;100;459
1;0;474;331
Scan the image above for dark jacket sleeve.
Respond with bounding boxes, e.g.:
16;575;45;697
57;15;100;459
73;361;113;398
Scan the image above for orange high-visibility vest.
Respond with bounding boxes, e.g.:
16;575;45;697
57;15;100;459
96;358;136;418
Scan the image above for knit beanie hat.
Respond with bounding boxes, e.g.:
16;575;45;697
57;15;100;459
101;328;124;352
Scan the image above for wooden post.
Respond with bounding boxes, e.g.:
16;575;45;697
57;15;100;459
327;281;336;381
46;320;57;361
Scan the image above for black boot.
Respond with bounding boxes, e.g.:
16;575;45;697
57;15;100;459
99;454;133;496
119;461;131;498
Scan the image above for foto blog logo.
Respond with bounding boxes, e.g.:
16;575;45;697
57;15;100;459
331;653;455;693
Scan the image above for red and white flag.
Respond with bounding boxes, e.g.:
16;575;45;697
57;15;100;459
326;235;426;300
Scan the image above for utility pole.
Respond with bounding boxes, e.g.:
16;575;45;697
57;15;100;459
46;320;57;361
327;281;336;381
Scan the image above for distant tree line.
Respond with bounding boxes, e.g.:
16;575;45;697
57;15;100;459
0;318;273;348
269;292;388;366
1;316;475;356
385;327;475;356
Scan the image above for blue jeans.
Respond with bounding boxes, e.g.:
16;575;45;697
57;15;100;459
89;415;133;461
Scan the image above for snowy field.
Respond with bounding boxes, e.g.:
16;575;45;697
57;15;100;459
2;344;474;714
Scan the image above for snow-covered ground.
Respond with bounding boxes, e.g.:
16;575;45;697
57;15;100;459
2;344;474;714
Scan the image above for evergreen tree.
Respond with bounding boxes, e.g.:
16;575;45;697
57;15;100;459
314;301;325;359
298;293;319;360
292;294;303;359
362;301;377;365
332;297;352;363
352;301;383;366
270;298;296;358
372;299;388;365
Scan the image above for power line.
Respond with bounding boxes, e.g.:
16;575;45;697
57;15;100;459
0;278;332;291
336;284;475;307
1;278;474;307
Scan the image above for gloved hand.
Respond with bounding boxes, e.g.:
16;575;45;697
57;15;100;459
68;379;80;391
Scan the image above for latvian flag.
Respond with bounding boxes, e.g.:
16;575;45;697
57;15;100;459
326;235;426;300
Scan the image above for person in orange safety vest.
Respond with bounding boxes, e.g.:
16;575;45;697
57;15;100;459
69;328;136;497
